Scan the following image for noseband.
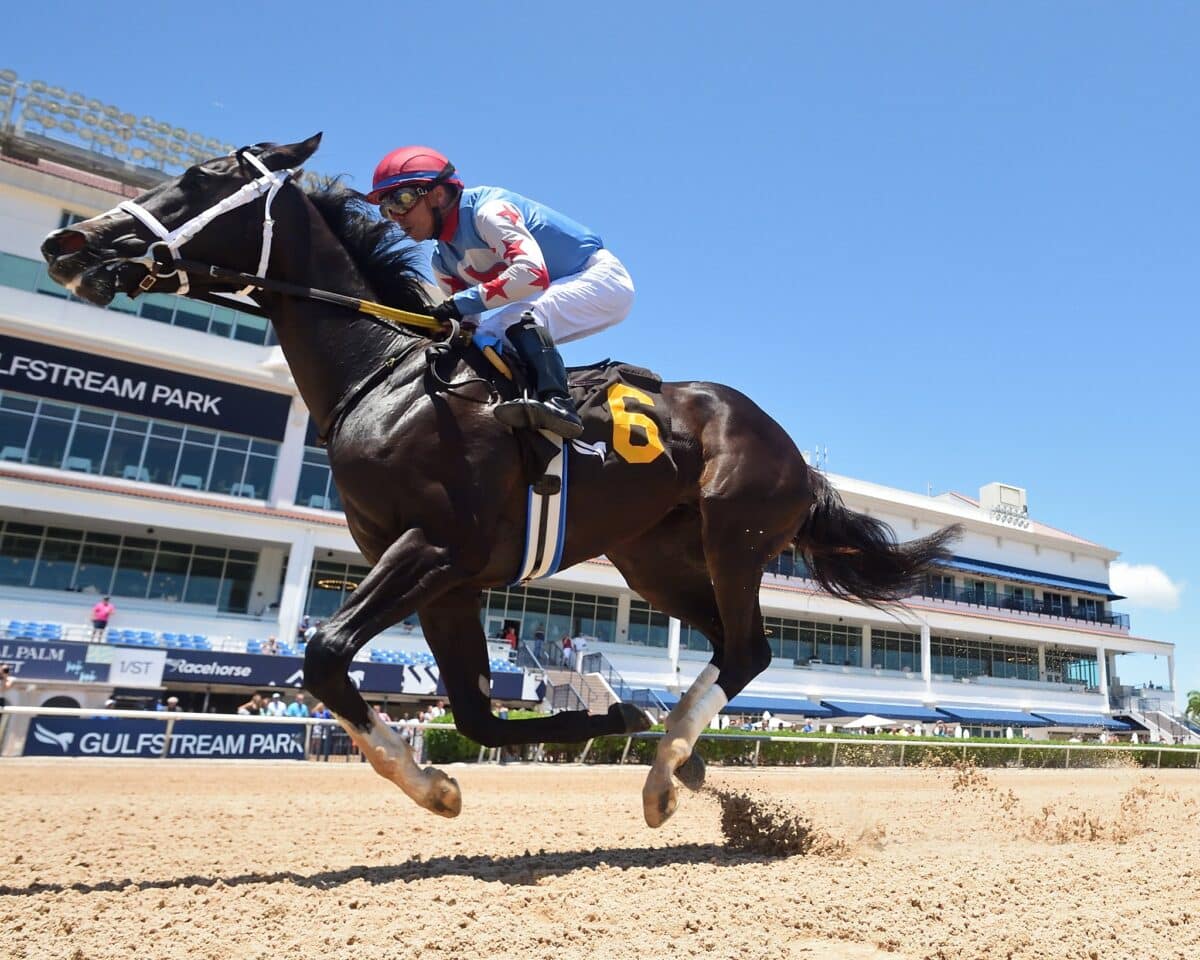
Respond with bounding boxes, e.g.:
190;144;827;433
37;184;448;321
115;149;294;296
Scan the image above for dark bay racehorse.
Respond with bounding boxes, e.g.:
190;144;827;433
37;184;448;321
41;135;958;826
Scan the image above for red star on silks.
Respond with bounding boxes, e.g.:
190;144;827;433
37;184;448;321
464;263;505;283
502;237;526;260
483;276;509;303
528;263;551;290
497;204;521;226
441;275;467;293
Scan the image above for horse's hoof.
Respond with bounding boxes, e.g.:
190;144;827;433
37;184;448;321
674;750;706;791
424;770;462;818
643;781;678;828
610;701;652;734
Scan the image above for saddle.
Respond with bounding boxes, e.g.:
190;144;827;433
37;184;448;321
432;337;672;494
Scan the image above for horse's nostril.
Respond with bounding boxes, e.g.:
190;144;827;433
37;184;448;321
42;230;87;261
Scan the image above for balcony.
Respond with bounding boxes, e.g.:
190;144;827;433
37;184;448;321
916;583;1130;629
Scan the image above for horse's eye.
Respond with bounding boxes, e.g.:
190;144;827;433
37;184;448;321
181;165;213;189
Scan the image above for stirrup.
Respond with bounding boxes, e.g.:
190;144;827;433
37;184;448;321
494;396;583;440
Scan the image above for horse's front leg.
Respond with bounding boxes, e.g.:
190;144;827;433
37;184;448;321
303;527;465;818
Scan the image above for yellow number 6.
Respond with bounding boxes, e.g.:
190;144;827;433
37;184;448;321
608;383;664;464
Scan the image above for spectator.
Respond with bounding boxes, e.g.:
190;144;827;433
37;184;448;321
533;626;546;661
90;596;115;641
262;635;279;656
296;616;310;645
264;692;287;717
571;633;588;670
801;720;815;734
560;633;573;668
305;619;322;644
164;696;182;713
286;692;310;718
503;625;519;650
376;704;392;723
311;701;333;760
762;709;773;731
0;664;12;708
237;693;264;716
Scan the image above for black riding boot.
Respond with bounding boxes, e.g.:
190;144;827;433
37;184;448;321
494;314;584;440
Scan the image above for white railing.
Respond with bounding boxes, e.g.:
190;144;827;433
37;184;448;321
5;707;1199;770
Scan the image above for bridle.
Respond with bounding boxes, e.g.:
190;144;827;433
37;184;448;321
114;148;294;296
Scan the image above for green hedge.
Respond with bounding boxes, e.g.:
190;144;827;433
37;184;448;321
419;713;1199;770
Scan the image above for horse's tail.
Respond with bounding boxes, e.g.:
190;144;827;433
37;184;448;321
794;469;961;606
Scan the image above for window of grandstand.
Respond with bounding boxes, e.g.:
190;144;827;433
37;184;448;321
764;546;809;578
929;635;1042;682
629;598;670;647
0;389;278;498
1044;645;1100;689
924;573;955;599
665;610;863;666
965;578;999;605
481;584;618;643
305;559;368;618
0;249;277;346
870;628;921;672
294;445;343;511
0;520;257;612
795;619;862;665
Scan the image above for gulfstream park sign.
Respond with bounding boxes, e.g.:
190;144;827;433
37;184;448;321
0;333;291;439
24;717;305;760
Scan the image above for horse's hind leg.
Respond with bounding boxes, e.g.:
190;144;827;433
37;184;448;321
606;508;727;795
420;588;651;748
303;527;465;818
641;459;809;826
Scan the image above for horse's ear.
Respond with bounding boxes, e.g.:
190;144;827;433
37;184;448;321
259;133;323;171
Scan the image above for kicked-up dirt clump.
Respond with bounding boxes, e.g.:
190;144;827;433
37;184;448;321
704;784;845;857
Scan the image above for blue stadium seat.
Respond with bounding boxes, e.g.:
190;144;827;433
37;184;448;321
190;634;206;646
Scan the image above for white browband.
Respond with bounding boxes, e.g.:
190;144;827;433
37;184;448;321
116;150;293;296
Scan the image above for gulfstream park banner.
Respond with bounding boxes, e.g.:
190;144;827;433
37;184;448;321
0;640;538;699
0;640;164;687
22;716;305;760
0;333;291;439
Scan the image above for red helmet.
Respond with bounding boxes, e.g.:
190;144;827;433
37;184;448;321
366;146;462;204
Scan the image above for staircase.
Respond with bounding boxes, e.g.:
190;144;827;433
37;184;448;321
519;643;666;716
1126;705;1200;744
516;642;611;714
579;652;668;713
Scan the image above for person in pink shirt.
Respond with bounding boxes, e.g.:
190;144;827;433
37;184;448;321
90;596;114;641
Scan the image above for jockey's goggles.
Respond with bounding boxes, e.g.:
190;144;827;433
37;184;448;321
376;160;457;220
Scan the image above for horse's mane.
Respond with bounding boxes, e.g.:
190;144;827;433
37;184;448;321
305;180;432;311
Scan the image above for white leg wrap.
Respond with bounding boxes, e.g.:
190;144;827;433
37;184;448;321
665;663;719;732
644;684;728;827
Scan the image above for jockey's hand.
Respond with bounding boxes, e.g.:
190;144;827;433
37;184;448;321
430;298;462;337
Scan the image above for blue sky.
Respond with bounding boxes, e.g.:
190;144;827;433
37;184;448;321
6;2;1196;701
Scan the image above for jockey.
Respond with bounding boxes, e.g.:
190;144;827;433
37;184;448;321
366;146;635;440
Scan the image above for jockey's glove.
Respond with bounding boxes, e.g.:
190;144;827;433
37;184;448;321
430;298;465;339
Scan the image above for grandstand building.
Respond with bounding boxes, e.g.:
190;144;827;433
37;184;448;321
0;73;1188;742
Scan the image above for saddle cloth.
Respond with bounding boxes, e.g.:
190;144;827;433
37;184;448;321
510;359;677;583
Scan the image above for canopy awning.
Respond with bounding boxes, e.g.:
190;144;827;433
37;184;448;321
1032;711;1132;731
724;694;833;717
936;556;1122;600
936;706;1050;727
821;700;946;722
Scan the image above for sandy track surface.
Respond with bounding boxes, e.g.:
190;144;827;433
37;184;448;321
1;760;1198;960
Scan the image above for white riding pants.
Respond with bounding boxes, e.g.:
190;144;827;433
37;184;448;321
476;249;634;345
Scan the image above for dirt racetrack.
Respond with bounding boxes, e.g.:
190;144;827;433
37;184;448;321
2;760;1198;960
